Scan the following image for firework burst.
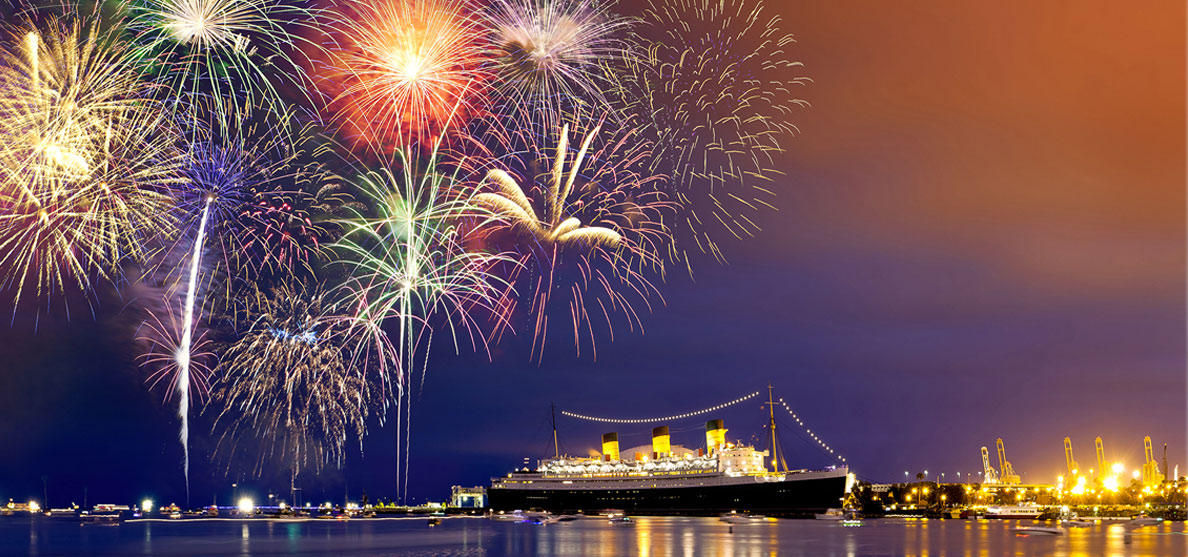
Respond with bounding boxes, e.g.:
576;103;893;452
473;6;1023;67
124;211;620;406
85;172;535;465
481;0;631;123
207;281;390;478
323;0;488;149
126;0;322;123
610;0;809;264
332;142;514;500
0;14;184;313
151;111;354;298
457;111;672;361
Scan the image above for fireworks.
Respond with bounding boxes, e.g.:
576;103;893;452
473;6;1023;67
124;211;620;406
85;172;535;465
332;144;514;499
1;0;812;493
127;0;320;121
0;15;184;311
324;0;488;148
155;112;350;292
207;281;387;477
459;113;672;361
611;0;809;263
481;0;631;121
136;292;216;499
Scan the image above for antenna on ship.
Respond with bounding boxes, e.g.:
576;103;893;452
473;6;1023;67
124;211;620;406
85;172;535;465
551;402;560;458
765;385;788;473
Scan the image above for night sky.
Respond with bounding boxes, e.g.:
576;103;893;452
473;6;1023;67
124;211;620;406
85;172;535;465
1;0;1184;508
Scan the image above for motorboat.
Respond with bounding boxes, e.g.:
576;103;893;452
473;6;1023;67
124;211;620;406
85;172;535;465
815;508;845;520
1129;515;1162;526
1012;526;1062;536
720;512;768;523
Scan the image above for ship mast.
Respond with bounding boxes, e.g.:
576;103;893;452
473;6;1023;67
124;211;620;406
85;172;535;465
765;385;788;473
551;402;559;458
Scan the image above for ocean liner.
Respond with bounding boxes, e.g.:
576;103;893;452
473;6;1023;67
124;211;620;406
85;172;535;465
488;393;853;516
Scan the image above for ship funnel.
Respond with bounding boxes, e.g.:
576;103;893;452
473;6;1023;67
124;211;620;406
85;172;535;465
706;419;727;455
601;432;620;461
652;426;670;458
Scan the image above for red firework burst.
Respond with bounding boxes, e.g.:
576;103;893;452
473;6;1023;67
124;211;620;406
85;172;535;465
325;0;490;150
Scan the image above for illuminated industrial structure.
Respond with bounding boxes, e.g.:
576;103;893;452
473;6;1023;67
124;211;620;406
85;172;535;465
1142;436;1165;487
450;486;486;508
1064;437;1079;476
1095;436;1107;477
996;438;1021;485
981;446;999;484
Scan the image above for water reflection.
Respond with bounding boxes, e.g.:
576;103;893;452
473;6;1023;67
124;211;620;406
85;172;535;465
5;515;1187;555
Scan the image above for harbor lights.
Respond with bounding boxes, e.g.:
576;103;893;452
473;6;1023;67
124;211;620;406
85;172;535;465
141;499;154;513
237;498;255;515
28;501;40;514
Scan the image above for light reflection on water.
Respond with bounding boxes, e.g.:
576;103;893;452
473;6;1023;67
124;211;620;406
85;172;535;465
2;516;1185;556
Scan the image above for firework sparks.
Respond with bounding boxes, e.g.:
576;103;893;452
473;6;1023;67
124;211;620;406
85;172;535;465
324;0;488;148
610;0;809;264
151;112;351;297
207;281;389;479
331;142;514;500
0;15;184;313
481;0;631;122
127;0;322;122
458;112;672;361
136;291;216;501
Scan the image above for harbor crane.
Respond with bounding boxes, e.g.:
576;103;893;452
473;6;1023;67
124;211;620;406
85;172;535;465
1142;436;1165;487
996;438;1021;484
1095;436;1107;477
981;446;999;484
1064;437;1080;476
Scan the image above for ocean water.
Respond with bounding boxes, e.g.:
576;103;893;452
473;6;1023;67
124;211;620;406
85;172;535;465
0;515;1185;556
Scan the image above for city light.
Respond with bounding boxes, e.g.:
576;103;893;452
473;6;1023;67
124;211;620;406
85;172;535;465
237;498;254;515
141;499;154;513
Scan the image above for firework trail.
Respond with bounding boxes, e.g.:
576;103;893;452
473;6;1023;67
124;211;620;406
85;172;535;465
322;0;489;150
332;134;514;500
480;0;632;127
609;0;809;266
455;110;672;361
136;288;216;503
174;196;210;496
207;281;391;481
0;12;183;314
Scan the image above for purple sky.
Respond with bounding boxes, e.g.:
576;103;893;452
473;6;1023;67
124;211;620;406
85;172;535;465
0;0;1184;506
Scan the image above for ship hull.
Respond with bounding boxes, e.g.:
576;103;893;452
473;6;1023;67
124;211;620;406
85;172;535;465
488;474;848;516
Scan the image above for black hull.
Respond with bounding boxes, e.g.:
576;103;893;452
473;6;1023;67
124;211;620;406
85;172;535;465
488;475;848;516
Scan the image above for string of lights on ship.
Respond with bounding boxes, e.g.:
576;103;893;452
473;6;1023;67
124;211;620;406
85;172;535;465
560;390;846;464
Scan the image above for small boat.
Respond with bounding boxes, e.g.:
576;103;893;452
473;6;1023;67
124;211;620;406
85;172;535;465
427;517;442;527
168;512;182;519
815;508;845;520
1129;515;1162;526
1012;526;1062;536
720;512;767;523
80;513;122;525
609;517;634;527
841;519;863;527
1062;519;1094;528
491;511;526;522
